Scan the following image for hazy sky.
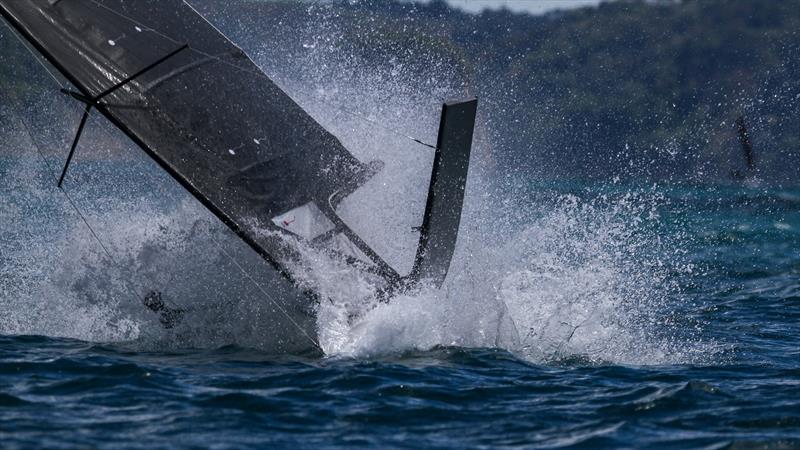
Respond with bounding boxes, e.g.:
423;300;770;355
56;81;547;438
440;0;603;15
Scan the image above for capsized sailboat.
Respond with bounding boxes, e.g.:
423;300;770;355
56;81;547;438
0;0;477;352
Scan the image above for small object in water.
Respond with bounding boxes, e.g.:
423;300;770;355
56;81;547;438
736;116;756;173
732;115;756;181
142;291;185;329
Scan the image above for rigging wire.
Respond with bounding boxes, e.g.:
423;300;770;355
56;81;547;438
205;230;321;348
2;18;163;310
18;118;124;284
89;0;439;150
1;18;166;311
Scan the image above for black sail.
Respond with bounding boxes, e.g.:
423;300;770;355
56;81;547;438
0;0;375;277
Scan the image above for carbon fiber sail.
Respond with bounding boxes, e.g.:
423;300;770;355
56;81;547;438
0;0;378;278
1;0;478;300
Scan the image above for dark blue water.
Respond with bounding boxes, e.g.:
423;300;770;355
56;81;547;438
0;338;796;450
2;176;799;448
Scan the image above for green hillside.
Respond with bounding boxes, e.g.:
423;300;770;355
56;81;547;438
3;0;798;183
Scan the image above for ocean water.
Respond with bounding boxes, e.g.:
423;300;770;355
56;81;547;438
1;152;799;448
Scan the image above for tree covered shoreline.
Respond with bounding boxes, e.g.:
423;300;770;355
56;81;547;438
3;0;798;183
